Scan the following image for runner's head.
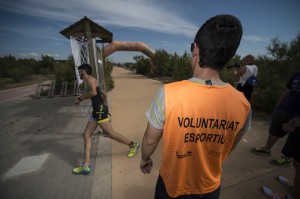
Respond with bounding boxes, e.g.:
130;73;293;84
78;64;92;75
193;14;243;71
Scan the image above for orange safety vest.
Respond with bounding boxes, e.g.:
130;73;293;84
161;80;250;197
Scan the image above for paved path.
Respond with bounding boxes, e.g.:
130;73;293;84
0;67;295;199
0;84;38;103
0;80;53;103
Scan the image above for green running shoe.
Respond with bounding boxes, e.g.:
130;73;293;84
72;165;91;175
250;147;271;156
128;143;140;158
271;156;291;167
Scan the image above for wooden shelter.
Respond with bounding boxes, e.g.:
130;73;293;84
60;16;113;43
60;16;112;85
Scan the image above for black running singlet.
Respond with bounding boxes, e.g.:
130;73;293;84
90;86;104;110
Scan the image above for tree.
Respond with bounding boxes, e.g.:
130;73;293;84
153;50;172;77
220;55;242;84
0;55;17;78
104;61;114;91
133;55;150;75
267;37;289;61
172;52;192;80
0;55;37;82
39;55;55;74
288;33;300;64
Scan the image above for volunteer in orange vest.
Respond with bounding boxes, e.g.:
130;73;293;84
140;14;251;199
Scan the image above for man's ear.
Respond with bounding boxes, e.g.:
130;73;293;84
192;43;199;57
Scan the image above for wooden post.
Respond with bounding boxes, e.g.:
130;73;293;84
64;81;68;96
35;83;42;99
50;80;56;97
47;82;52;97
73;80;77;96
61;81;65;97
84;17;96;77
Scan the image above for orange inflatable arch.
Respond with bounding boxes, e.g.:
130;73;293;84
103;41;156;59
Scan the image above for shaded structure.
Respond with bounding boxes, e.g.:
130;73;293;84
60;16;113;43
60;16;113;86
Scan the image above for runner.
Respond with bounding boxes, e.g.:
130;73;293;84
72;64;140;175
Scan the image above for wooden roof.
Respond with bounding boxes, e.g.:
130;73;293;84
60;16;113;43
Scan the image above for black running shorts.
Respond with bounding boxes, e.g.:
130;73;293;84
91;104;109;123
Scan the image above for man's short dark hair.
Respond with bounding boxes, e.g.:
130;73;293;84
194;14;243;70
78;64;92;75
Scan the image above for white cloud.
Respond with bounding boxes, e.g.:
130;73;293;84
0;0;198;38
18;52;60;59
243;35;268;42
19;52;39;58
45;53;60;58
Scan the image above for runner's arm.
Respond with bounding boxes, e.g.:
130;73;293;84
140;123;162;174
80;79;97;100
141;88;165;174
141;122;163;161
231;110;252;152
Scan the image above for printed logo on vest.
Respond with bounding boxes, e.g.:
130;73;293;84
176;151;192;159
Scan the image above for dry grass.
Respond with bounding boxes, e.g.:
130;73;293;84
0;74;55;90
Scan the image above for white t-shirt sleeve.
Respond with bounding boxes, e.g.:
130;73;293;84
145;87;165;129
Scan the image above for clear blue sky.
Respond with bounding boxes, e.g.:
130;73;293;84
0;0;299;63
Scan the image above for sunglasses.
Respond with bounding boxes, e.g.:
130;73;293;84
190;43;195;53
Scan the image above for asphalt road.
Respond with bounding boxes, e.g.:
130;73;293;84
0;84;39;103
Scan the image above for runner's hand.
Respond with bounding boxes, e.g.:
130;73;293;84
140;158;153;174
282;123;295;133
75;99;81;105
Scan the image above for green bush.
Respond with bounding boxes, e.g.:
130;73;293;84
133;33;300;114
134;55;151;75
104;61;114;92
172;52;192;81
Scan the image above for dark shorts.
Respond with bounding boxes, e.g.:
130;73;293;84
269;109;294;138
90;104;109;124
155;175;220;199
281;128;300;162
237;83;253;101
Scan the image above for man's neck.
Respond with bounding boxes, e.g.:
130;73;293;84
193;66;223;84
83;74;91;82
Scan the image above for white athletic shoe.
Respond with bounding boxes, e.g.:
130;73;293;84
278;176;293;189
262;186;287;199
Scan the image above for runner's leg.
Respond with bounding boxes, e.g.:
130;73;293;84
264;134;279;151
83;120;98;167
99;121;132;146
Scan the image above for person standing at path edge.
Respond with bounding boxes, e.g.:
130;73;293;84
234;54;258;102
72;64;139;175
140;15;251;199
